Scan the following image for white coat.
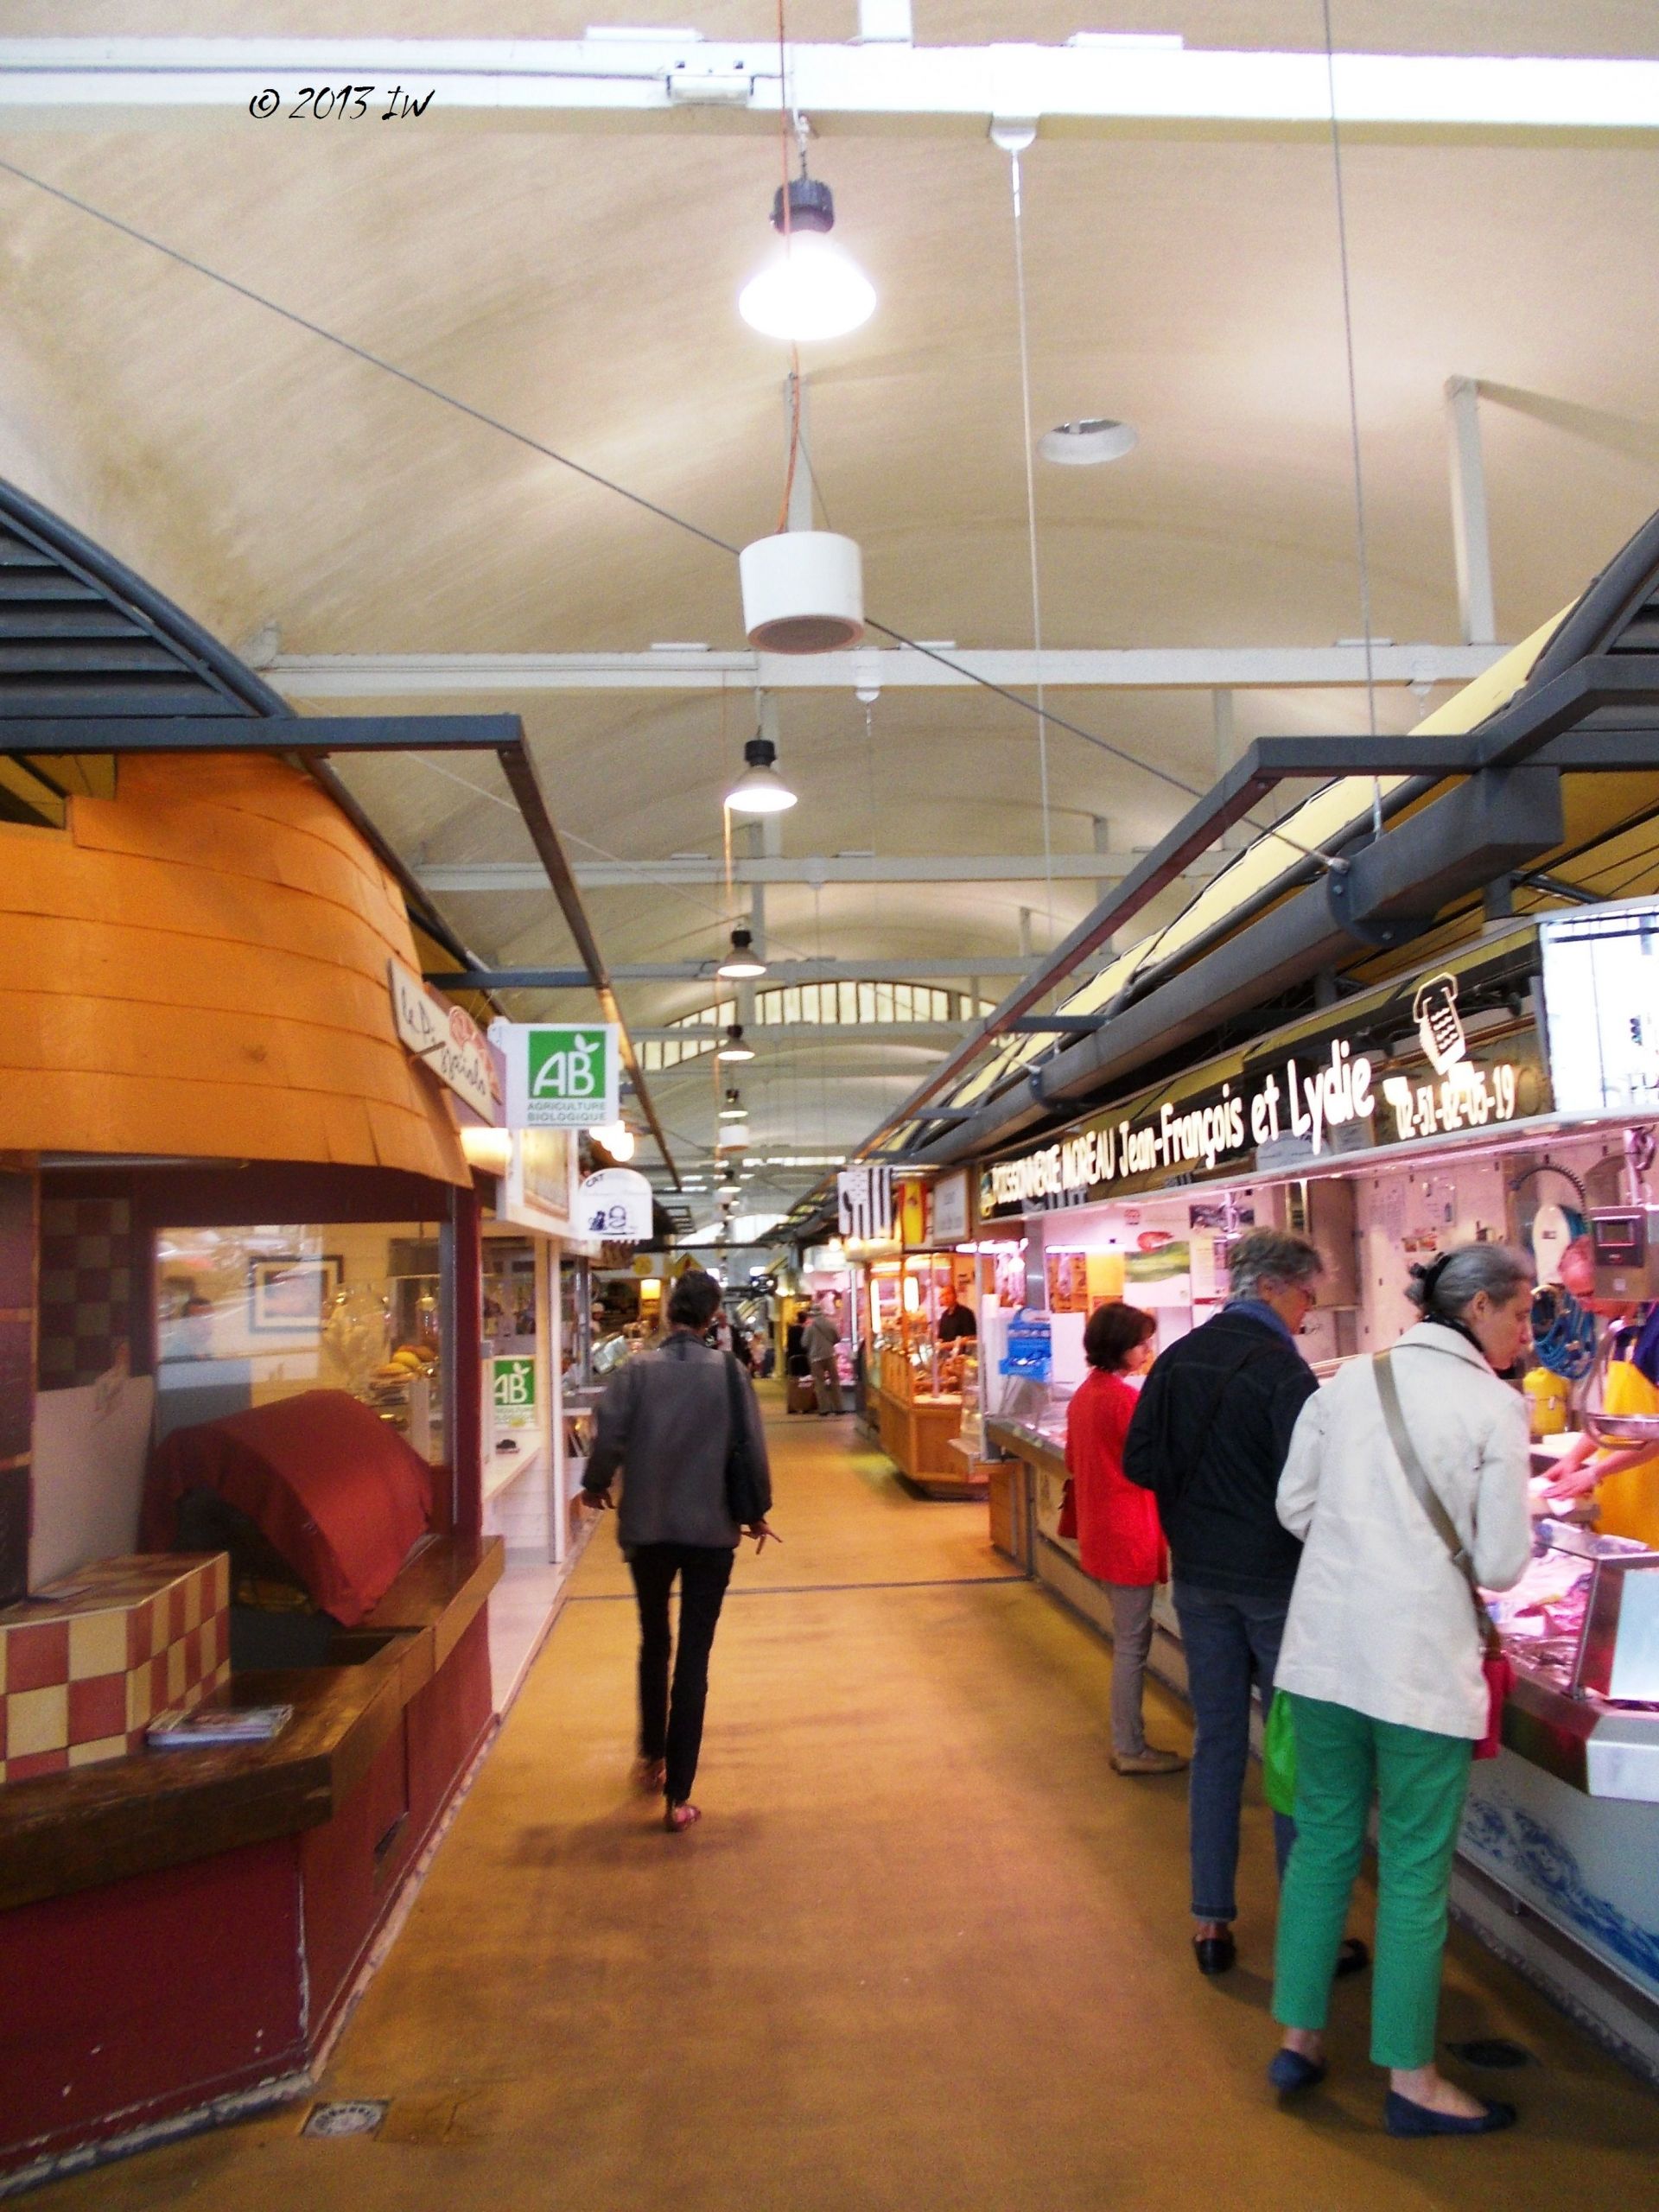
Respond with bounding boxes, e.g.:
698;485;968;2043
1274;1322;1533;1738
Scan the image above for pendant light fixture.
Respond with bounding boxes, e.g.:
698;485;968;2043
718;1089;748;1122
739;175;875;344
716;926;767;980
724;737;797;815
588;1119;636;1161
716;1023;755;1063
717;1123;751;1150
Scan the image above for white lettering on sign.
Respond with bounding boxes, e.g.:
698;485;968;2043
979;1029;1523;1215
388;958;500;1124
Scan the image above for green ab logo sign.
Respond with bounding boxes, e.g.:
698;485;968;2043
505;1023;620;1129
492;1357;537;1432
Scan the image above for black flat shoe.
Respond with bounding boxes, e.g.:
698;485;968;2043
1384;2090;1516;2138
1268;2050;1326;2095
1335;1936;1371;1980
1192;1932;1236;1977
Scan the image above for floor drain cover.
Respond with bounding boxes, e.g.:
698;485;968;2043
1446;2037;1534;2069
302;2100;390;2138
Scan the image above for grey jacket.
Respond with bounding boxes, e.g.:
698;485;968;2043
802;1312;840;1363
583;1331;771;1548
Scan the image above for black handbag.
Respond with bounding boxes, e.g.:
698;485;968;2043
722;1353;772;1527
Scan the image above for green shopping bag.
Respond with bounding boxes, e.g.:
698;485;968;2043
1262;1690;1297;1817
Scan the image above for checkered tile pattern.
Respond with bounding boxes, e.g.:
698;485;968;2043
0;1554;230;1783
36;1198;133;1390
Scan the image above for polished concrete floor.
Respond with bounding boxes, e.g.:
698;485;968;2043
45;1395;1659;2209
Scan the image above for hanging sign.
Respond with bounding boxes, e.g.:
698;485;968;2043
977;942;1551;1220
577;1166;654;1242
388;959;501;1125
500;1022;620;1129
1540;897;1659;1117
837;1165;895;1243
930;1169;969;1244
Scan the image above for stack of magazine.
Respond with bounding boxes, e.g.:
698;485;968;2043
148;1703;293;1750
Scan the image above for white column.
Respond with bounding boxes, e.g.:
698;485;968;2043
1445;376;1497;647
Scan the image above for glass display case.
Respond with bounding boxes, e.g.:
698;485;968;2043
1492;1521;1659;1707
156;1218;445;1463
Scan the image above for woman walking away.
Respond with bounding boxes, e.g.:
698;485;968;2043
1067;1303;1186;1777
1268;1244;1534;2135
582;1270;777;1833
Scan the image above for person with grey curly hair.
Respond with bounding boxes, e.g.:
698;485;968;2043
1125;1228;1368;1983
1268;1242;1534;2135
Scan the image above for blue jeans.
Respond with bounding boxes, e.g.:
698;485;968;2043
1173;1580;1296;1923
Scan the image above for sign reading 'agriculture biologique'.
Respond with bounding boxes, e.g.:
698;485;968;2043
500;1023;620;1129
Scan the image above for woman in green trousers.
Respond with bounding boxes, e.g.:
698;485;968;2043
1266;1244;1535;2136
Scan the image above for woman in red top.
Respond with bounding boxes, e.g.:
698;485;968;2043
1066;1302;1188;1777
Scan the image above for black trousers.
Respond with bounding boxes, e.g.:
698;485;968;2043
628;1542;735;1803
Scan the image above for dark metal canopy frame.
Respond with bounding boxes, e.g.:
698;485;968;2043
0;478;678;1184
767;505;1659;1246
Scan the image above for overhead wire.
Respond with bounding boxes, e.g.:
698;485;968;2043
0;151;1356;880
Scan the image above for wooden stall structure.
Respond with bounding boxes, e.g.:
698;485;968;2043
0;483;556;2187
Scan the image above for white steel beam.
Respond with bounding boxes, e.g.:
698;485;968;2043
279;644;1503;698
3;39;1656;139
1445;377;1498;649
632;1021;969;1042
416;852;1224;890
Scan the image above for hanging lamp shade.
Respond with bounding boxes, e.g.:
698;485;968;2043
739;530;864;654
716;1023;755;1063
725;737;797;815
738;175;876;344
716;926;767;980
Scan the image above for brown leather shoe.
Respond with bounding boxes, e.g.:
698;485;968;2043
1111;1747;1189;1776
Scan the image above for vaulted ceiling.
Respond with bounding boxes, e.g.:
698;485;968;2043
4;1;1657;1227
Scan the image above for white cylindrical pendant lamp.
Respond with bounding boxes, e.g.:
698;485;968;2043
739;531;864;655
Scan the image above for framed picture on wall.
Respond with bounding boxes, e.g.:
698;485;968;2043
247;1254;342;1334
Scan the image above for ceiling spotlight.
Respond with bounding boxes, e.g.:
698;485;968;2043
718;1089;748;1122
716;926;767;980
716;1023;755;1063
724;737;797;815
1038;417;1138;466
588;1120;635;1161
739;175;875;343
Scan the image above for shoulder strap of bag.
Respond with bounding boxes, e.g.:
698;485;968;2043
1373;1350;1501;1655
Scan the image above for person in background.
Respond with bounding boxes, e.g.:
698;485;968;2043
582;1269;777;1833
803;1296;842;1417
1268;1244;1534;2136
937;1282;978;1342
1125;1228;1366;1984
1066;1301;1186;1777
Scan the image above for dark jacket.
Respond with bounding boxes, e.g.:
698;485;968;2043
1122;1307;1317;1599
583;1332;770;1548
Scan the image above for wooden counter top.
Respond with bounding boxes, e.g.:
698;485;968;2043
0;1535;502;1913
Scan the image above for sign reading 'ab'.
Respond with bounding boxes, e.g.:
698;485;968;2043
501;1022;620;1129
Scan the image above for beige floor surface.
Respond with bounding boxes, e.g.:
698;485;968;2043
41;1393;1659;2211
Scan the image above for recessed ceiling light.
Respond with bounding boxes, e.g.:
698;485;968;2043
1039;418;1138;467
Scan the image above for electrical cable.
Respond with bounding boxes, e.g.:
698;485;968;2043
0;151;1355;886
1321;0;1383;842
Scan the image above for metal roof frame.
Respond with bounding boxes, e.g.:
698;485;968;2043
0;476;679;1185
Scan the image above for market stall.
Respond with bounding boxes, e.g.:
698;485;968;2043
977;902;1659;2075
